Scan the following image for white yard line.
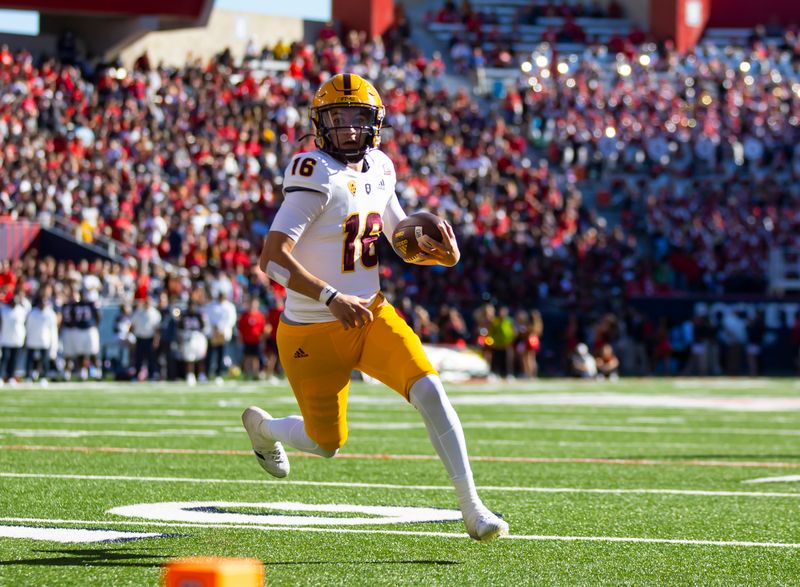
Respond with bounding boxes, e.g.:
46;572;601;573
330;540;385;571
0;516;797;548
446;394;800;412
2;472;799;498
0;429;218;438
0;525;167;543
3;445;798;468
0;416;235;426
743;475;800;484
195;419;800;438
0;407;240;417
4;389;800;412
671;379;774;389
1;420;798;438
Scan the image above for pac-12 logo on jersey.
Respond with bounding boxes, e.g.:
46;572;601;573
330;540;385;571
347;180;357;196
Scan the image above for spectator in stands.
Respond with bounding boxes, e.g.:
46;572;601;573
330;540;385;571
72;288;102;381
516;309;543;378
238;297;266;380
272;39;291;61
745;311;766;376
131;297;162;381
513;309;534;378
595;343;620;380
4;22;800;376
60;285;79;381
413;304;439;343
793;313;800;376
176;300;207;386
487;306;514;378
438;305;470;347
720;310;748;375
263;293;284;384
156;292;178;381
0;261;17;302
24;293;58;384
652;317;673;375
0;290;30;384
470;47;488;95
686;314;716;376
571;342;598;379
205;290;237;384
113;303;135;377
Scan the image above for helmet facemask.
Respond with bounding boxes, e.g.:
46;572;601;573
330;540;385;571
313;105;383;163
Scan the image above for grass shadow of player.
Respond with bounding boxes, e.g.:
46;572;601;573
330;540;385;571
0;547;173;568
266;559;460;566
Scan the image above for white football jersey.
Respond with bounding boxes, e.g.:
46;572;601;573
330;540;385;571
275;148;400;323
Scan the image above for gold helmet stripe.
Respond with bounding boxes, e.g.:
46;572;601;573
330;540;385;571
342;73;352;94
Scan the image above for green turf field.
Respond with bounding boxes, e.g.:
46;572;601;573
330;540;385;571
1;378;799;586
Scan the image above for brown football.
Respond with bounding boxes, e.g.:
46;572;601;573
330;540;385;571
391;211;443;262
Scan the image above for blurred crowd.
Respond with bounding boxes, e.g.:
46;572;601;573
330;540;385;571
430;0;638;70
2;7;800;379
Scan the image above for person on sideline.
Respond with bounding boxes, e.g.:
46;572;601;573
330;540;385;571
131;297;162;381
238;297;267;380
0;290;30;385
24;294;58;384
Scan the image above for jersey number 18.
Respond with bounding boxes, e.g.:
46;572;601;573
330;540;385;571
342;212;382;272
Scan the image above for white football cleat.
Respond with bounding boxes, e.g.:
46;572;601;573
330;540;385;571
462;506;509;542
242;406;290;478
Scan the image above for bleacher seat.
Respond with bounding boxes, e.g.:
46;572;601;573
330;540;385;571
428;0;634;72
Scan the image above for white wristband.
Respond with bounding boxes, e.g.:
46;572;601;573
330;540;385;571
318;285;338;305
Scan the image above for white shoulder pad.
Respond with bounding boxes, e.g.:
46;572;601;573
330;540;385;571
283;150;333;195
366;149;397;181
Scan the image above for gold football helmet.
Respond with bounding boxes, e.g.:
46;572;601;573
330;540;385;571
310;73;385;162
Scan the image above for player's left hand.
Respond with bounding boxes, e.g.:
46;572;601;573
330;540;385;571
414;221;460;267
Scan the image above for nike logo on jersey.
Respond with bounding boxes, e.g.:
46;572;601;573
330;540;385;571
294;348;309;359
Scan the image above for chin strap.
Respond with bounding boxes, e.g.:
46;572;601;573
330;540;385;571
327;150;371;169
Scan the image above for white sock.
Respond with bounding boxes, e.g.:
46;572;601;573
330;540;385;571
266;415;337;458
409;374;481;510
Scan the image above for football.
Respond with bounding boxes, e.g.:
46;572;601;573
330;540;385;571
391;211;444;262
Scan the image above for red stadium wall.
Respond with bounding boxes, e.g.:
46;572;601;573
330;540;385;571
0;220;39;261
708;0;800;27
651;0;709;52
333;0;394;38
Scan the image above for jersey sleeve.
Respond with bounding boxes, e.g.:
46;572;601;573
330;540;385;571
269;190;329;242
382;193;407;237
282;152;332;196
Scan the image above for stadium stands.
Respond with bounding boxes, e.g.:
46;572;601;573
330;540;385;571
1;5;800;379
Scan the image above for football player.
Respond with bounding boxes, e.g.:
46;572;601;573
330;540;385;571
243;73;508;541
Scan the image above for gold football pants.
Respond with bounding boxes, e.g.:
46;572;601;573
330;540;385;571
276;294;436;451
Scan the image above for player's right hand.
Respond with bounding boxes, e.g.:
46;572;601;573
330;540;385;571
328;293;374;330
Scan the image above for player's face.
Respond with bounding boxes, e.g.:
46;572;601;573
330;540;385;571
321;106;374;151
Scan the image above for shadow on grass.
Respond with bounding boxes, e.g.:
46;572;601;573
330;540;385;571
266;560;460;566
0;550;461;568
0;547;171;568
